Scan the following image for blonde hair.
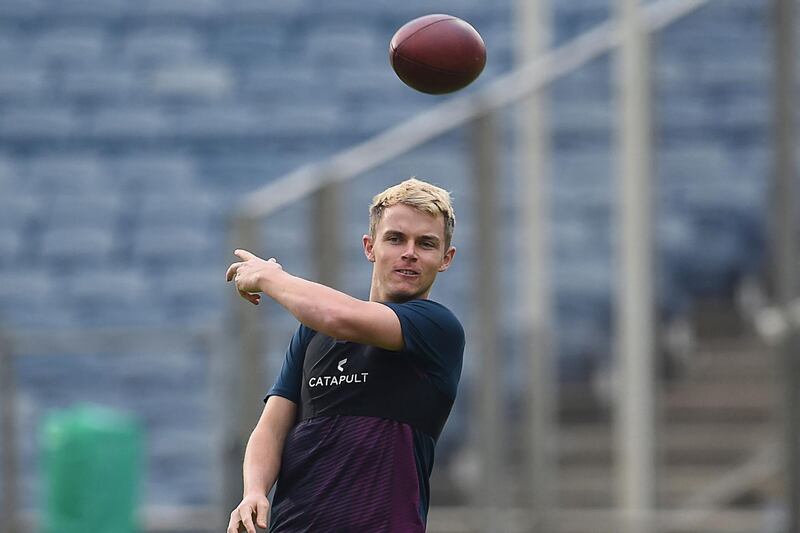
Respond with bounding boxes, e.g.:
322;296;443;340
369;177;456;249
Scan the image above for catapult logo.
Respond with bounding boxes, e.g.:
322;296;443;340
308;357;369;388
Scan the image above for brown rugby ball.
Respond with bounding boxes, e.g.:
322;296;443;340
389;14;487;95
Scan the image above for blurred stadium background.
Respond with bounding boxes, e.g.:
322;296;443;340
1;0;798;532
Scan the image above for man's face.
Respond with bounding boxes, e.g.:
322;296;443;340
363;203;455;303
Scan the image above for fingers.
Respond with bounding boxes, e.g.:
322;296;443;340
256;500;270;529
240;507;257;533
227;506;257;533
239;289;261;305
227;509;244;533
226;262;242;282
234;249;257;261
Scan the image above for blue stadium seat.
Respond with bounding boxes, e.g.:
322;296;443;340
658;97;717;133
123;27;203;65
132;227;218;268
349;101;428;138
0;0;44;18
659;145;729;185
43;0;131;18
241;66;321;103
26;153;109;193
0;106;77;140
0;63;46;100
68;269;166;326
111;153;196;193
260;104;342;137
0;32;27;64
555;315;610;378
305;26;381;69
135;0;223;18
553;0;610;17
88;107;169;139
685;211;754;287
552;101;613;135
40;227;116;266
554;261;613;311
554;6;612;45
46;194;123;229
0;194;42;229
0;229;21;267
137;190;221;227
552;220;611;258
171;104;263;138
197;153;305;195
148;63;233;101
0;155;17;188
223;0;307;17
154;267;226;323
209;23;285;64
0;271;64;327
67;269;148;299
60;64;137;102
716;96;769;130
657;215;696;268
31;27;107;65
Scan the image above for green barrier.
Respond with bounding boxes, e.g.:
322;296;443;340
41;405;142;533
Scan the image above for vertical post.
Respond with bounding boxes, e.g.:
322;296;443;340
772;0;798;529
221;213;267;521
313;182;341;289
515;0;557;530
615;1;656;532
471;109;503;532
0;333;18;533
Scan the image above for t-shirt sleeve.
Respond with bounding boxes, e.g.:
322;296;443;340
382;299;465;399
264;324;314;404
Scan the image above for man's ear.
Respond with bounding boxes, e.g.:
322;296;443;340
363;234;376;262
438;246;456;272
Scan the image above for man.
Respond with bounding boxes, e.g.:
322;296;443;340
225;178;465;532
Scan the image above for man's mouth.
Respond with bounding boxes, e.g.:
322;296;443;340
395;269;420;277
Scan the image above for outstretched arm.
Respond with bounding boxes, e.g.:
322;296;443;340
226;249;403;351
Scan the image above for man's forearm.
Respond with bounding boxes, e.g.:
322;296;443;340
242;426;284;496
259;269;363;337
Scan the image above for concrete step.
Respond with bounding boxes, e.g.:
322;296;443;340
554;464;764;508
426;506;767;533
687;353;775;381
687;338;775;380
662;380;776;423
551;422;773;467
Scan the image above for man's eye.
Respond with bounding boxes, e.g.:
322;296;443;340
421;241;435;248
388;236;400;243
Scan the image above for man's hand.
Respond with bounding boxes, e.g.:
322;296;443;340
226;249;282;305
227;493;270;533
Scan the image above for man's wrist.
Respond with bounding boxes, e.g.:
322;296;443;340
256;267;275;294
243;486;268;498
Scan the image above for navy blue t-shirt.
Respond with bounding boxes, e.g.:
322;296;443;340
265;299;464;532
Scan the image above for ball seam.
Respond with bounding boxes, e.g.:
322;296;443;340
390;16;457;55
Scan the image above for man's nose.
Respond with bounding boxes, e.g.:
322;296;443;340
402;243;418;259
